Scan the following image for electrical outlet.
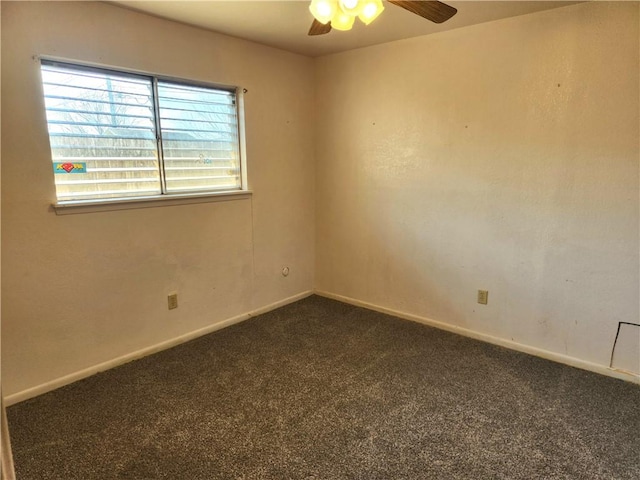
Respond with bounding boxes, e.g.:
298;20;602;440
168;293;178;310
477;290;488;305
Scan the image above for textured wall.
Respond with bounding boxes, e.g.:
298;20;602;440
315;2;639;371
3;1;639;400
1;1;315;397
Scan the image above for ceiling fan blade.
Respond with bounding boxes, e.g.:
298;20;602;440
387;1;457;24
309;19;332;36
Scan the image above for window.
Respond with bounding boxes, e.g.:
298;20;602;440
40;60;243;204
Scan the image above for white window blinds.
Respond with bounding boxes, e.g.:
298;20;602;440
158;82;241;193
40;61;242;203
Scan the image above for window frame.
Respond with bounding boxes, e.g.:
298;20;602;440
38;57;249;214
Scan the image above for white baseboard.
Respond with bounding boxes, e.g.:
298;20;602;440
315;290;640;385
7;288;636;406
5;290;314;406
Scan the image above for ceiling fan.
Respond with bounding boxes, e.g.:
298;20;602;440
308;0;458;35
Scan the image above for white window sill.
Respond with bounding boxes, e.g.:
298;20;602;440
52;190;252;215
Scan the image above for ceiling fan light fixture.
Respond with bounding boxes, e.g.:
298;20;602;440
308;0;458;36
331;8;356;30
338;0;363;17
358;0;384;25
309;0;338;24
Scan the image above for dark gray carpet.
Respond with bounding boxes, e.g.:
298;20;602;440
7;295;640;479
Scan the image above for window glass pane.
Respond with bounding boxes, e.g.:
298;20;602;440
157;82;241;193
41;63;161;201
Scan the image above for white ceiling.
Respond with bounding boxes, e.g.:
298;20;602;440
110;1;581;57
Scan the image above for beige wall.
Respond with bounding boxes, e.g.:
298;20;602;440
1;1;315;397
2;1;639;400
315;2;639;371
